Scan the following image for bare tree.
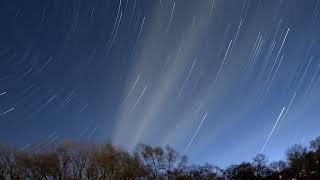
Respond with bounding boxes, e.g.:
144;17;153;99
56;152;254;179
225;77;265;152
0;146;19;180
185;163;223;179
69;142;91;180
310;136;320;152
252;153;271;178
286;144;308;178
269;160;287;173
224;162;256;180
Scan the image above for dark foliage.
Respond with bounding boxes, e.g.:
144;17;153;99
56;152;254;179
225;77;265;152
1;137;320;179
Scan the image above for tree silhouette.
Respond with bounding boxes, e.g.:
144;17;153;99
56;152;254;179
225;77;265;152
224;162;256;180
135;143;187;179
1;136;320;179
252;153;272;178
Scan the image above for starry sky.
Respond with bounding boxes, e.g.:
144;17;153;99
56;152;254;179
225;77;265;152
1;0;320;167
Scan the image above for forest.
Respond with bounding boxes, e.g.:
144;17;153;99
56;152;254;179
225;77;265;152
1;137;320;180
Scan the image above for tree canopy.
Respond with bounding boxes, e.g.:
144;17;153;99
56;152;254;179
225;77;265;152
1;137;320;179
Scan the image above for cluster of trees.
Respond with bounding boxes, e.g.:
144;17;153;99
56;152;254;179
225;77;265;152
0;137;320;180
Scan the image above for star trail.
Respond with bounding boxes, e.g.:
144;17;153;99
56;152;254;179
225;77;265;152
1;0;320;167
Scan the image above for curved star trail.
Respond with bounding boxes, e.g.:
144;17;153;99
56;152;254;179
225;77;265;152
1;0;320;167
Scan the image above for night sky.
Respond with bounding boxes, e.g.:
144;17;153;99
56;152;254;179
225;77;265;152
1;0;320;167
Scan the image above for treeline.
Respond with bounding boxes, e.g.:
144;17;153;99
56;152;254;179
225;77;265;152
0;137;320;180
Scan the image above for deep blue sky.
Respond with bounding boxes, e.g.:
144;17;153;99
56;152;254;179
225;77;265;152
1;0;320;167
